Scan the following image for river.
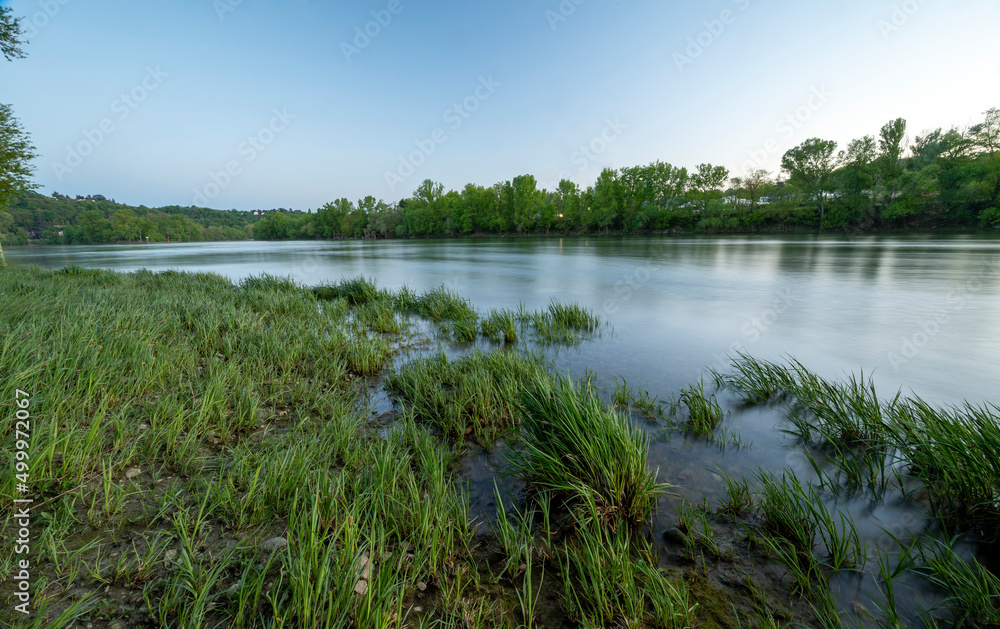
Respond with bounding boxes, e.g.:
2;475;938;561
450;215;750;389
6;233;1000;624
7;234;999;403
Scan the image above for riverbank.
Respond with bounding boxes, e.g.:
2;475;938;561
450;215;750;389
1;267;998;627
5;224;998;249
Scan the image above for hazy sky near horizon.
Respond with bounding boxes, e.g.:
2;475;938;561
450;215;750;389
2;0;998;211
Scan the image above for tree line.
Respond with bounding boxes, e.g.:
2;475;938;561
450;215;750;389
2;8;997;245
0;192;284;245
256;108;998;240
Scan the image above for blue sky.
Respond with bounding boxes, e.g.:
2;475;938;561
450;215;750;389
2;0;998;210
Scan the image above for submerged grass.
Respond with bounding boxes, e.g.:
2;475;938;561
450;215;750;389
674;379;727;438
716;354;1000;527
480;308;519;344
507;376;667;528
712;355;1000;627
385;349;548;445
7;263;998;629
313;275;383;305
0;267;480;627
561;495;698;628
612;378;664;421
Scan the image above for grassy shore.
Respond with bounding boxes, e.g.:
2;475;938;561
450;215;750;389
1;267;998;628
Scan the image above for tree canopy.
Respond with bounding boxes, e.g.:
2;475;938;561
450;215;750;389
0;7;27;61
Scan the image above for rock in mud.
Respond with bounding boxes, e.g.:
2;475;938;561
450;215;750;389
354;579;368;596
662;526;686;545
261;537;287;551
358;554;372;580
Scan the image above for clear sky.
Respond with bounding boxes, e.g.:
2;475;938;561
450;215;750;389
2;0;998;211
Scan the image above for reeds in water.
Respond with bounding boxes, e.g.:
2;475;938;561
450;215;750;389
507;376;667;527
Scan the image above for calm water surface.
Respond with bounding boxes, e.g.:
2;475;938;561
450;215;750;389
8;234;999;403
7;234;1000;624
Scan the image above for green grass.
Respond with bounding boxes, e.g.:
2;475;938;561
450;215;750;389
8;265;999;629
0;266;482;627
918;537;1000;626
715;355;1000;527
407;285;477;323
612;378;664;420
560;494;698;627
313;275;383;305
385;349;548;445
544;300;599;332
480;308;519;344
674;379;727;437
507;376;668;528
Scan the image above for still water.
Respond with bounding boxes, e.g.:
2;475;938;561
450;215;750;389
6;234;1000;624
8;234;999;403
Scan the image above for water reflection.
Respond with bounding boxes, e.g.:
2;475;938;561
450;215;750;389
7;235;1000;404
7;234;1000;626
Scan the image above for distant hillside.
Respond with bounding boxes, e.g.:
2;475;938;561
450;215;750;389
0;192;299;245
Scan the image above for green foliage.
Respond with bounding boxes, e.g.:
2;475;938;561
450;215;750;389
7;192;259;244
385;349;547;445
0;7;27;61
781;137;839;225
980;205;1000;228
0;103;37;212
508;376;667;527
8;108;1000;248
674;380;726;437
313;276;382;305
561;498;698;627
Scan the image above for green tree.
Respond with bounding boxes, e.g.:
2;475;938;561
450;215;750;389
590;168;622;233
554;179;581;229
0;208;13;244
877;118;908;219
0;108;37;212
511;174;542;233
77;210;114;243
315;199;354;237
834;135;877;224
403;180;445;236
369;201;403;237
253;212;292;240
111;209;142;241
689;163;729;214
1;7;27;61
781;138;838;229
971;108;1000;210
457;183;495;234
731;168;772;215
1;7;37;255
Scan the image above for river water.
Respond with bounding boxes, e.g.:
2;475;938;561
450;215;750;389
9;235;999;402
6;234;1000;625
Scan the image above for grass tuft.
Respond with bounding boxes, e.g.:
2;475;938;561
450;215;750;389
508;376;667;527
